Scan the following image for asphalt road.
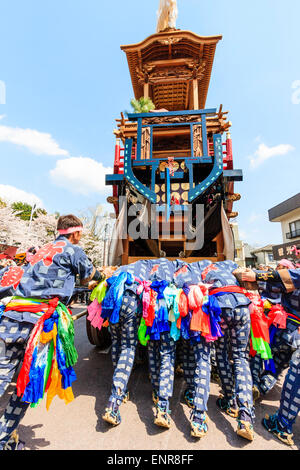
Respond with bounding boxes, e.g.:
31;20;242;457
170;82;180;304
1;305;299;451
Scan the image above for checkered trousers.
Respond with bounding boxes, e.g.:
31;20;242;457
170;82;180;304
0;316;33;397
278;348;300;431
182;340;195;396
108;290;139;405
182;338;211;414
147;331;176;408
0;314;34;449
257;320;298;395
215;306;254;413
250;353;264;390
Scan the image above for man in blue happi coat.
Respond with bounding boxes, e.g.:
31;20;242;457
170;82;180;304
204;260;255;442
102;259;152;426
0;214;102;450
242;265;300;446
172;260;214;438
146;258;180;429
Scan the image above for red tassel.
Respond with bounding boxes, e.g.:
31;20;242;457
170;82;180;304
178;290;188;317
250;312;270;343
190;307;211;336
268;304;288;329
145;289;157;327
244;292;270;343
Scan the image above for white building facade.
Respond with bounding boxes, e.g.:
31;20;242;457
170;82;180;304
268;193;300;261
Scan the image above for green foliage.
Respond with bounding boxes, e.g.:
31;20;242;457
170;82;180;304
11;201;47;221
130;97;155;114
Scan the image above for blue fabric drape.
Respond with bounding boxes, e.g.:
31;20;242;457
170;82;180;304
101;272;135;324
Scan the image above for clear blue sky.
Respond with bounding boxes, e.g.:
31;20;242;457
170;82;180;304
0;0;299;247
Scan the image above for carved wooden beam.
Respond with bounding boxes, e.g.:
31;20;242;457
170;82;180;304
227;211;239;219
227;193;241;201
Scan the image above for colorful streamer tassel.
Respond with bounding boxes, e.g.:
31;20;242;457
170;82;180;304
0;304;4;320
263;306;288;373
188;285;211;338
101;272;135;324
138;317;150;346
247;292;272;360
87;298;104;330
90;279;107;304
267;304;288;329
137;280;152;322
90;275;227;346
164;285;181;341
147;281;170;340
145;288;158;327
5;297;78;409
202;295;223;342
87;280;108;331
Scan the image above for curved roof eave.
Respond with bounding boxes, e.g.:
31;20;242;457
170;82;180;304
120;30;223;51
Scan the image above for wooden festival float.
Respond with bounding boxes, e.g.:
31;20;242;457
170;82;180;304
86;2;243;346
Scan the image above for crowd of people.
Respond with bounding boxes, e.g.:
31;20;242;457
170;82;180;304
0;214;299;450
96;254;300;446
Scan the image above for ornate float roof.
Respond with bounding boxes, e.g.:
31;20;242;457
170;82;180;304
121;29;222;111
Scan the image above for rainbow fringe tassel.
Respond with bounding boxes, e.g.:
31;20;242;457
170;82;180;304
88;274;223;344
5;297;78;409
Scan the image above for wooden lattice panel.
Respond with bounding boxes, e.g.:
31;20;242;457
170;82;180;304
152;82;188;111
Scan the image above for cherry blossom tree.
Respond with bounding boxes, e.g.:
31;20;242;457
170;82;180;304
0;203;57;251
0;201;114;268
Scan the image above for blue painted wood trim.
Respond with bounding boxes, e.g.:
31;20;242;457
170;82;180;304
105;174;124;185
188;133;223;202
151;162;159;191
123;138;157;203
142;121;202;128
127;108;217;120
159;171;184;179
185;161;194;190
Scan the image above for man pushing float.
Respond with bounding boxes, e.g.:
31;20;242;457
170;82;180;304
0;215;104;450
